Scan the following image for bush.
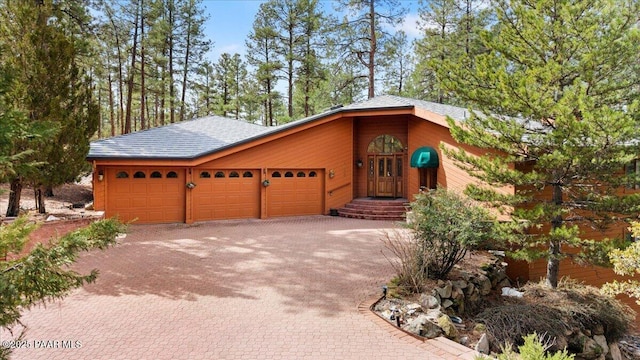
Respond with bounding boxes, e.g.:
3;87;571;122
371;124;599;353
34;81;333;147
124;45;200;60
380;229;428;294
602;221;640;304
475;280;634;353
408;188;496;279
492;333;575;360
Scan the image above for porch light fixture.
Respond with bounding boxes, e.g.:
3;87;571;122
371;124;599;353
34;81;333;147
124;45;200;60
97;171;104;182
356;159;363;168
262;179;270;187
186;181;196;189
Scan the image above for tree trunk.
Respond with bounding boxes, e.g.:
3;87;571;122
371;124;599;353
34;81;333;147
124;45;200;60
180;10;192;123
6;178;23;217
287;24;294;118
97;83;102;138
234;66;240;119
546;240;560;288
367;0;376;99
124;0;140;134
37;186;47;214
108;71;115;136
546;184;563;288
107;7;125;135
140;0;146;130
168;1;175;124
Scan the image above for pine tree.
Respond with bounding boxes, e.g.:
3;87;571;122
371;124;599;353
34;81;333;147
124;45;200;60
211;53;246;119
246;3;284;126
0;0;99;215
409;0;488;104
436;0;640;288
332;0;407;99
380;31;413;96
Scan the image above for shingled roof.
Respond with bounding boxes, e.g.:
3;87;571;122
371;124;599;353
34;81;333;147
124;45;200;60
87;95;470;160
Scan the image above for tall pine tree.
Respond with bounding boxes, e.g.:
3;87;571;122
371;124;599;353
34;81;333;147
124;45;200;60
436;0;640;288
0;0;98;215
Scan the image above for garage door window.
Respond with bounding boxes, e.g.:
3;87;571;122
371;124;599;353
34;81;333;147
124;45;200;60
167;171;178;178
150;171;162;178
215;171;225;178
309;171;317;177
285;171;294;177
229;171;240;178
272;171;281;177
134;171;146;178
200;171;211;178
297;172;306;177
243;171;253;177
116;171;129;178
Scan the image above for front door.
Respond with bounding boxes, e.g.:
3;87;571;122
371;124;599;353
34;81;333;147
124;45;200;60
367;154;404;198
377;156;394;197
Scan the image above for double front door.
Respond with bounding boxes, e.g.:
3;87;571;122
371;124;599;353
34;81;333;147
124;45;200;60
367;154;404;198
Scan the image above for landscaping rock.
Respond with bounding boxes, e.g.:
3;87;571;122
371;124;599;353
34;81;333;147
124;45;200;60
497;277;511;289
437;314;458;340
404;314;429;336
436;282;453;298
424;308;444;322
464;282;476;295
593;335;609;357
453;279;468;289
442;299;454;309
475;333;490;354
580;337;605;360
608;342;622;360
420;294;440;309
421;320;444;339
477;274;492;295
451;286;465;301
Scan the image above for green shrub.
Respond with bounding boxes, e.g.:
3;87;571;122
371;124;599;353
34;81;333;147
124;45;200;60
495;333;574;360
408;188;496;279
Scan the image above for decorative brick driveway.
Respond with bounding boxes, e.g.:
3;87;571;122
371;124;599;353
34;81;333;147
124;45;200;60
3;216;475;360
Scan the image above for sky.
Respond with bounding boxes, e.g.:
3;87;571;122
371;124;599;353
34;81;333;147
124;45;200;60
201;0;422;62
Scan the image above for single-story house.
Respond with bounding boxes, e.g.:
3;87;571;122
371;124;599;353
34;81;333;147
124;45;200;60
87;95;486;224
87;94;638;315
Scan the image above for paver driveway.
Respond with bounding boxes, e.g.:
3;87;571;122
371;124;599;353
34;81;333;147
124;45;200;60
3;216;474;360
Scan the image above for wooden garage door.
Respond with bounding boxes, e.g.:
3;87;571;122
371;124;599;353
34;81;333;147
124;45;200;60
267;169;324;217
193;169;260;221
106;168;185;223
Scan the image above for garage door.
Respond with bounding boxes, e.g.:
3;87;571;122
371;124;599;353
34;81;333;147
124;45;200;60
193;169;260;221
106;168;185;223
267;169;324;217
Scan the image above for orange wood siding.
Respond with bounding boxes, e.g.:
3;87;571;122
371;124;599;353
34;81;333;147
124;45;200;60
406;117;513;199
196;118;354;214
93;168;106;211
353;116;409;198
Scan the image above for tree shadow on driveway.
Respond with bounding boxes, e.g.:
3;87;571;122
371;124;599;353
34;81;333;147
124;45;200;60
75;216;401;317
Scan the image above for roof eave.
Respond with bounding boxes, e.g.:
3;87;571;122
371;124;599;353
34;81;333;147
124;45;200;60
87;104;417;162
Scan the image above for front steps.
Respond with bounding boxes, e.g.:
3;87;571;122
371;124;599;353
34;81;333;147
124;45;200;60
337;198;409;221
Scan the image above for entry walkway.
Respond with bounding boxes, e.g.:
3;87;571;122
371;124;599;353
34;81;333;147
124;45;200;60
3;216;477;360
